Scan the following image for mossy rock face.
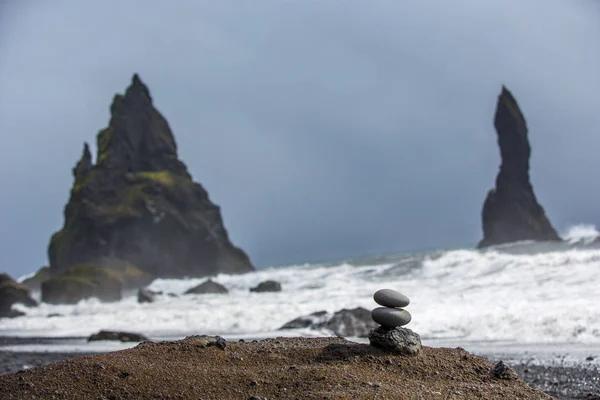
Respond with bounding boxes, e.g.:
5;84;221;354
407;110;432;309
21;267;51;292
0;273;38;318
122;264;154;290
41;264;123;305
47;74;255;280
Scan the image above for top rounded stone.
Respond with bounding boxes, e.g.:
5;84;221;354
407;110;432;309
373;289;410;308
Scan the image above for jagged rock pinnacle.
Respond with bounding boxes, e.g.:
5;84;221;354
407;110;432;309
46;75;254;297
98;73;186;177
478;86;561;248
72;142;92;181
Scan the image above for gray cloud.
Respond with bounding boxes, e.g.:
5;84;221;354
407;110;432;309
1;0;599;277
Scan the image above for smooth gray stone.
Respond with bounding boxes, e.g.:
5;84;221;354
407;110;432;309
368;326;422;356
373;288;410;308
371;307;411;328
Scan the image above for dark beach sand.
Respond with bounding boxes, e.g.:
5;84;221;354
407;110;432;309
509;363;600;400
0;336;553;400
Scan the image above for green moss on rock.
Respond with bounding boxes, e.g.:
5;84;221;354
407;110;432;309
41;264;123;305
21;267;51;292
0;273;38;317
97;126;115;163
122;264;155;290
45;74;255;280
136;171;176;186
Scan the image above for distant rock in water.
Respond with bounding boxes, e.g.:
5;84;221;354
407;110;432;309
280;311;329;330
137;288;159;303
41;264;123;305
184;279;228;295
478;86;561;248
0;277;36;318
45;74;254;303
0;273;38;318
279;307;378;338
250;280;282;293
88;330;149;343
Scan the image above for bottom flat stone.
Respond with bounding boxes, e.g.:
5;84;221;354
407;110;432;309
368;326;422;356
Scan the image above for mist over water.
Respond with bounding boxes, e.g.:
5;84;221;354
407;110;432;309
2;225;600;355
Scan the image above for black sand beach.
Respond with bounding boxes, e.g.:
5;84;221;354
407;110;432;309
1;337;598;399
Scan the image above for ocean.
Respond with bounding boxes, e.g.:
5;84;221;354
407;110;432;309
2;224;600;369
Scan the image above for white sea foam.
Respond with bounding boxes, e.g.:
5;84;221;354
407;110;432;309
3;230;600;351
15;271;35;283
562;223;600;244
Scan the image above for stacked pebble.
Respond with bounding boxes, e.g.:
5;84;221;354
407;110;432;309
371;288;412;328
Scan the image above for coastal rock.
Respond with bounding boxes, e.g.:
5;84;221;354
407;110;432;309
368;326;422;356
279;311;329;330
371;307;412;328
88;330;149;342
121;264;155;290
326;308;378;337
0;273;38;318
40;264;151;304
373;289;410;308
46;74;254;303
184;279;228;295
279;307;378;338
20;266;50;292
7;309;26;318
41;264;123;304
137;288;158;303
250;280;282;293
491;360;518;380
478;87;561;248
185;335;227;350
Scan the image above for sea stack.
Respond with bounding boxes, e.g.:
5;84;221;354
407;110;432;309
477;86;561;248
42;74;253;303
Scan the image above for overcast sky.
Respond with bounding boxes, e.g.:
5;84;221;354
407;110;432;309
1;0;599;278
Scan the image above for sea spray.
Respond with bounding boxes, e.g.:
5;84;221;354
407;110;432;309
4;231;600;349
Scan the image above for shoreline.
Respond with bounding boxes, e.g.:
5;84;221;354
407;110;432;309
1;336;599;399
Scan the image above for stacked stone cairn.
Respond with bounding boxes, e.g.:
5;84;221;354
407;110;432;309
368;288;422;356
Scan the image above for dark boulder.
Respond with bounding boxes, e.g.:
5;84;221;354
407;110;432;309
326;308;378;337
279;311;329;330
279;307;377;338
137;288;159;303
0;273;38;318
47;74;254;288
478;86;561;248
41;264;123;304
88;330;149;342
40;263;152;305
490;360;518;380
250;280;282;293
7;309;26;318
185;335;227;350
184;279;228;295
121;264;155;290
368;326;422;356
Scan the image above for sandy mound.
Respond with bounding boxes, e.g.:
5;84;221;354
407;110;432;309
0;336;552;399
